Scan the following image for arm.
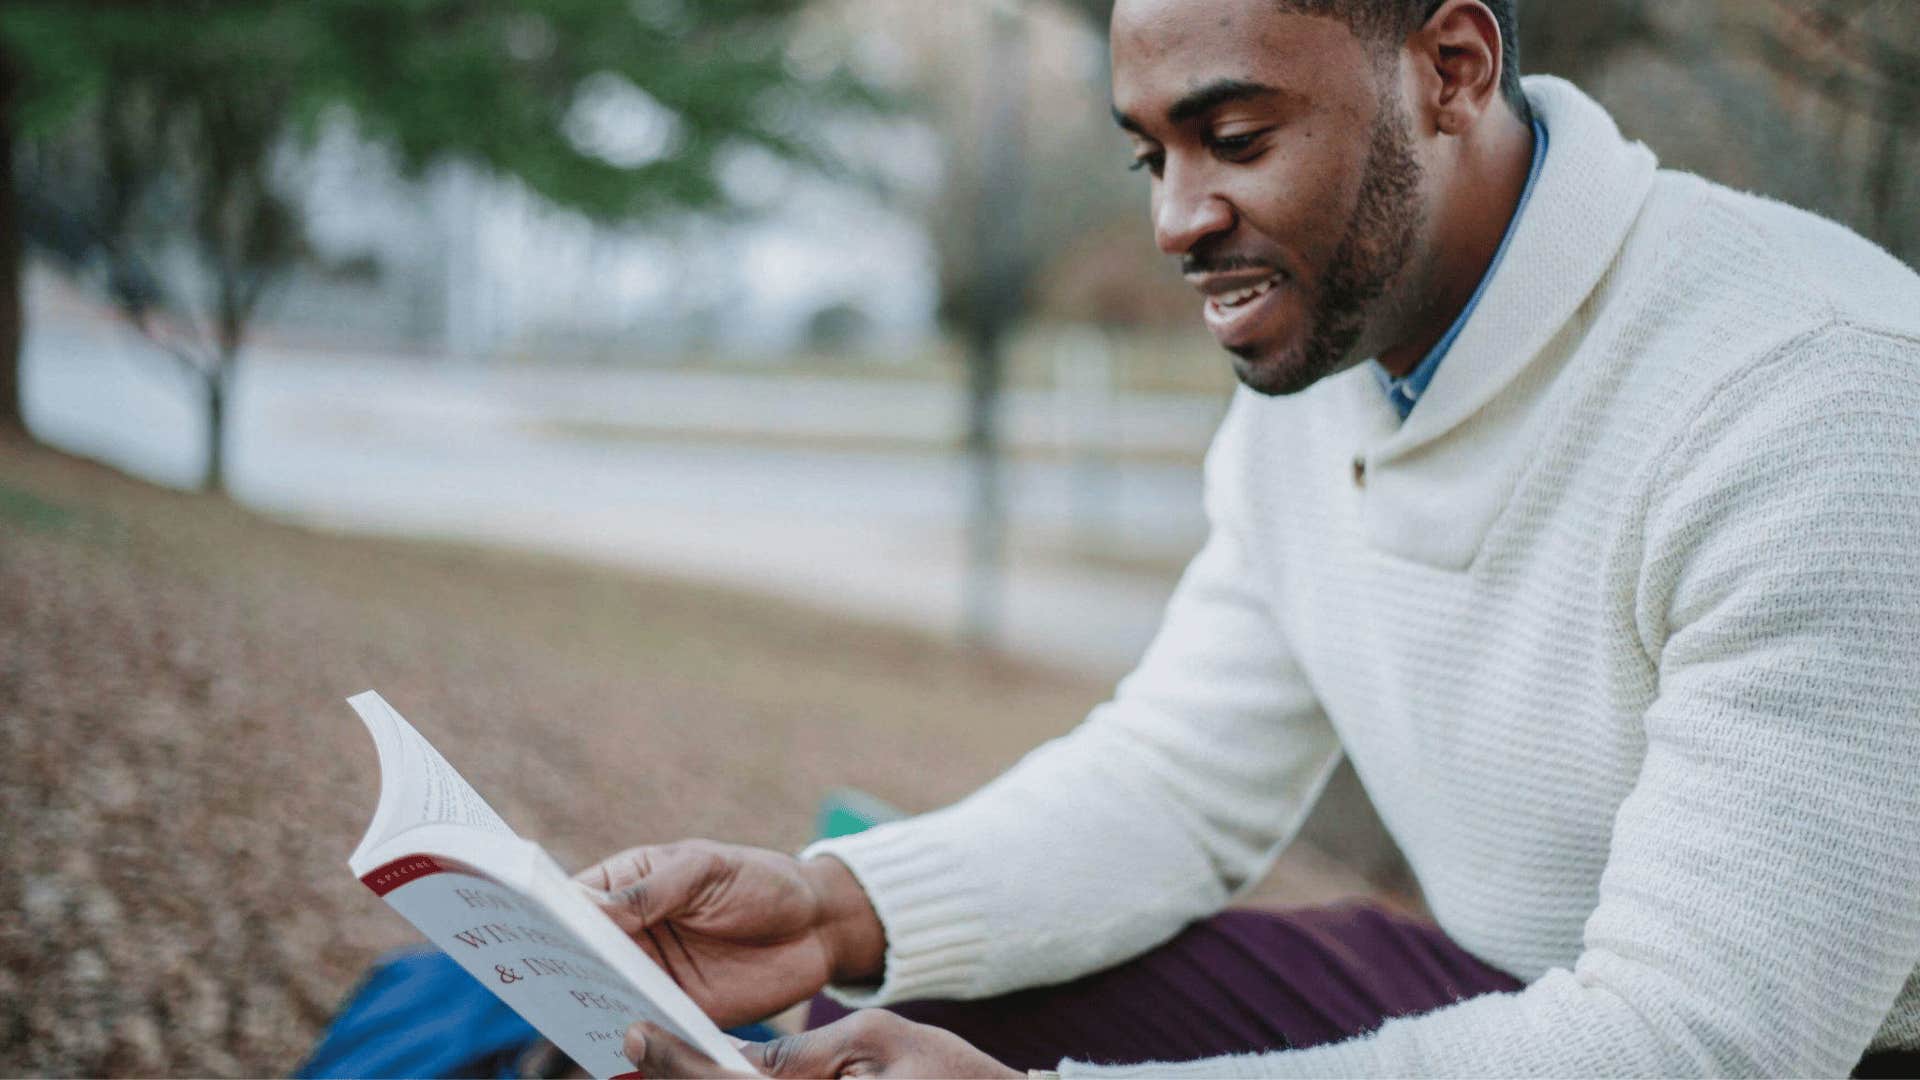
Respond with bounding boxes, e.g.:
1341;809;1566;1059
805;391;1343;1006
1064;333;1920;1078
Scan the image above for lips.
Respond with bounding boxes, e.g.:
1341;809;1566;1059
1211;273;1282;309
1199;271;1290;348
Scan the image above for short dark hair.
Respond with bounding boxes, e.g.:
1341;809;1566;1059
1283;1;1530;122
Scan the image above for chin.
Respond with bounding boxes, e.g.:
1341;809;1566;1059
1229;343;1330;398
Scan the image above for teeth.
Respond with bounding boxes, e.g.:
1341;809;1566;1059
1215;274;1281;308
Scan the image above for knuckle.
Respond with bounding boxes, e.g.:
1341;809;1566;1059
699;843;733;877
668;840;726;881
843;1008;895;1043
620;881;653;924
612;848;652;887
758;1033;804;1076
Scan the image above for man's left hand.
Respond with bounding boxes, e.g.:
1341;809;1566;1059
625;1009;1024;1078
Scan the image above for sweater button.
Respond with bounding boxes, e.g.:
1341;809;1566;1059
1351;456;1367;488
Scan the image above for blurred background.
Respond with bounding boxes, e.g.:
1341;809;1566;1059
1;1;1915;1074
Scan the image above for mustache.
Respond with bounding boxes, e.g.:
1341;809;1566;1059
1180;248;1284;277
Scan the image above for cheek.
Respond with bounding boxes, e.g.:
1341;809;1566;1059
1229;137;1356;264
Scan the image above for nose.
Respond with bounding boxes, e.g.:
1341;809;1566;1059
1153;164;1235;256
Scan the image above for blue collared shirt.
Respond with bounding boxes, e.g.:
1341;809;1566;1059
1374;116;1550;420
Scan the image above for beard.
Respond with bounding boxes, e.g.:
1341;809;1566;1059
1232;88;1426;397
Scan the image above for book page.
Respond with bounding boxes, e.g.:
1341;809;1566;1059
367;850;754;1078
345;693;755;1077
401;725;511;834
348;691;512;861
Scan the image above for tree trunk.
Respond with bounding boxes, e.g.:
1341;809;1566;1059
962;322;1008;645
1864;78;1911;264
959;2;1029;647
201;366;227;493
0;46;23;435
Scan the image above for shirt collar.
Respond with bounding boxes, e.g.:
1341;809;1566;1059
1374;114;1551;420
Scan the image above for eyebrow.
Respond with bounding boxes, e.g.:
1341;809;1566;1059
1112;78;1287;135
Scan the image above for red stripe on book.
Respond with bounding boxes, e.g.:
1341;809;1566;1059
359;854;448;896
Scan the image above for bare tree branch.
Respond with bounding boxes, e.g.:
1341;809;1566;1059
1746;0;1920;126
119;303;217;387
1769;0;1920;75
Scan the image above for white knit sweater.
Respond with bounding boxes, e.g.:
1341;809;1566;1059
806;77;1920;1077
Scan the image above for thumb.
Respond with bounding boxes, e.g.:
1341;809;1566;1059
735;1031;851;1079
625;1021;754;1080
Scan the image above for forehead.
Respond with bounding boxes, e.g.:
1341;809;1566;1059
1110;0;1373;124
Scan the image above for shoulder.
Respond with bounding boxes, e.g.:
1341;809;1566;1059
1589;171;1920;454
1629;170;1920;347
1707;183;1920;341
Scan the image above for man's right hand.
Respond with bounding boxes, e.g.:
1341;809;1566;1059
574;840;886;1028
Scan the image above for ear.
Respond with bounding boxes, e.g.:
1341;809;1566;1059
1408;0;1506;136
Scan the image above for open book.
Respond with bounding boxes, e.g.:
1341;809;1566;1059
346;690;755;1079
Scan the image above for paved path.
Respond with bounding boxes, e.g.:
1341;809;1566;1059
23;301;1225;678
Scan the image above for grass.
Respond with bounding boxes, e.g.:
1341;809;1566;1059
0;482;78;533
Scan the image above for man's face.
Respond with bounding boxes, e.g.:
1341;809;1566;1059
1111;0;1428;396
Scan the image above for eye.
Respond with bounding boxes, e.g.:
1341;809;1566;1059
1127;151;1164;178
1209;130;1268;162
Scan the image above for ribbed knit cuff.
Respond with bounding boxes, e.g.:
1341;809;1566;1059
800;821;994;1008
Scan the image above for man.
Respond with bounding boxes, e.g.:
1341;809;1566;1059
582;0;1920;1075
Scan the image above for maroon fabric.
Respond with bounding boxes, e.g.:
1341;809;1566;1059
806;903;1524;1072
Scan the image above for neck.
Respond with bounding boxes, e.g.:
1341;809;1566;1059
1376;109;1536;379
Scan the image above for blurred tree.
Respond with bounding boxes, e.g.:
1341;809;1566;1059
884;0;1139;644
1735;0;1918;260
958;0;1029;645
1054;0;1114;28
0;44;19;434
1524;0;1919;262
0;0;877;491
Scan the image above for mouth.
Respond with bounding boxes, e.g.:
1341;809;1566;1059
1206;272;1284;311
1196;270;1290;348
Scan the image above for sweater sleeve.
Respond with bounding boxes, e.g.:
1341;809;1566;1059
801;391;1343;1007
1063;330;1920;1078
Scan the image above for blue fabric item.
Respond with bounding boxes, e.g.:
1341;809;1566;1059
1374;115;1551;420
297;947;784;1079
295;947;537;1080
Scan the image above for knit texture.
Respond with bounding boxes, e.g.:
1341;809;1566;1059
805;77;1920;1077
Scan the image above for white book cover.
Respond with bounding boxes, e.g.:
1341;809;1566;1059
345;690;755;1079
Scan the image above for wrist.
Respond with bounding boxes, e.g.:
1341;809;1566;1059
801;854;887;985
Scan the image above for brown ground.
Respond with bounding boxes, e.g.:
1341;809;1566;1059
0;433;1383;1077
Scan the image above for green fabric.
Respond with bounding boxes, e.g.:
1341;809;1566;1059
816;788;903;840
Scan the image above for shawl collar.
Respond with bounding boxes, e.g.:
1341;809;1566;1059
1353;76;1659;569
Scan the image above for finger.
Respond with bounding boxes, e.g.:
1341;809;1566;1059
626;1021;755;1080
575;845;655;891
586;846;720;933
574;864;611;892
